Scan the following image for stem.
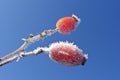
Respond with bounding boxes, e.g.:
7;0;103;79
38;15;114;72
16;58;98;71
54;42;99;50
0;28;58;66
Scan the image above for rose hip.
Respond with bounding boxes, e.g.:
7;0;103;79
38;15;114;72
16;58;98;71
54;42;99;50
56;14;80;34
49;41;88;66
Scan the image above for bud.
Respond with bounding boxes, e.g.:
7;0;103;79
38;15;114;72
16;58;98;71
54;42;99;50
49;41;87;66
56;14;80;34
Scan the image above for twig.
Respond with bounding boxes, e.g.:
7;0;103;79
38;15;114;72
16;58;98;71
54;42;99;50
16;47;49;62
0;28;58;66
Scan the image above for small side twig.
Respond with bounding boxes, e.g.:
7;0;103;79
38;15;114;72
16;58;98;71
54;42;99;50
0;28;58;66
16;47;49;62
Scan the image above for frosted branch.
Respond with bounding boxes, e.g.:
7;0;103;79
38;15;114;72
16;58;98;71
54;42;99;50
0;29;57;66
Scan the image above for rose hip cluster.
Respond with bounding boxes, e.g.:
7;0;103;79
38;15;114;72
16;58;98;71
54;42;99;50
0;14;87;67
47;15;88;66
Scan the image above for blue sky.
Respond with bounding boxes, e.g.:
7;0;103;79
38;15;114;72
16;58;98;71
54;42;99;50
0;0;120;80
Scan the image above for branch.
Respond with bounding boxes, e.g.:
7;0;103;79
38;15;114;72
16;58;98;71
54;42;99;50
0;28;58;66
16;47;49;61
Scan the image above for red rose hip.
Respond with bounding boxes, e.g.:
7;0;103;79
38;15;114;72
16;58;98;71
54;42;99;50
49;41;88;66
56;14;81;34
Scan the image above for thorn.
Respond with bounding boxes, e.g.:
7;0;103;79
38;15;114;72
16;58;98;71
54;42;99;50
39;32;46;38
20;52;25;57
29;34;34;38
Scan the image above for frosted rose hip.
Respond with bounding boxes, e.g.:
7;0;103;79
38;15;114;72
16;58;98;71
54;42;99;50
56;14;80;34
49;41;88;66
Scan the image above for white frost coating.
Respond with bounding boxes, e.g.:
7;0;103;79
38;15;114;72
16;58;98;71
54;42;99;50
84;54;88;59
33;48;41;54
72;14;81;26
49;41;83;54
33;47;49;54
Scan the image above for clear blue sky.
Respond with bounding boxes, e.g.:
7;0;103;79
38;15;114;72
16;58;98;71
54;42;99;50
0;0;119;80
